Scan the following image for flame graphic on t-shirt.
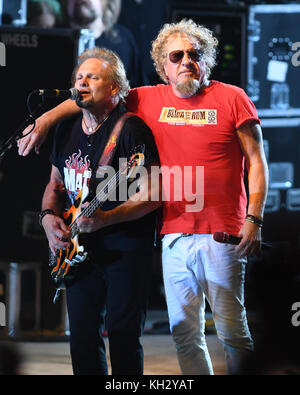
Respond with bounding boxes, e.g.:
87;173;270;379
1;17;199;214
65;149;90;172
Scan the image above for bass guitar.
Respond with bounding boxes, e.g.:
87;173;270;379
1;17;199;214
49;146;145;302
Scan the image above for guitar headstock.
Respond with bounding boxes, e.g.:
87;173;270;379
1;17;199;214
121;145;145;179
128;144;145;157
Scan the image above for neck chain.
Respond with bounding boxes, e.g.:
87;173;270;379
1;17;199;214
83;114;109;135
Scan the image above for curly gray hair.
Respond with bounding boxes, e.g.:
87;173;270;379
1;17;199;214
72;47;130;101
151;19;218;83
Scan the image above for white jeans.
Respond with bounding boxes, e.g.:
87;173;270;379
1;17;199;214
162;233;253;375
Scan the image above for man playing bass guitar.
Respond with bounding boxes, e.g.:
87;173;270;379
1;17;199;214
39;47;160;375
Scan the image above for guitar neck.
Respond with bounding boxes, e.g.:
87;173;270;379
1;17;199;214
70;169;123;238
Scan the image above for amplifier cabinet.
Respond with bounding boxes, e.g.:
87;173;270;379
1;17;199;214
0;26;93;262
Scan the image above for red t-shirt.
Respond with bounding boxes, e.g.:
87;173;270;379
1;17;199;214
126;81;260;235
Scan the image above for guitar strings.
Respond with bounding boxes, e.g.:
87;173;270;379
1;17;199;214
70;169;121;237
69;156;138;237
70;166;127;237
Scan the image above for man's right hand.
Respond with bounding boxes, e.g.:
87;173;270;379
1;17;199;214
42;214;71;255
17;99;80;156
17;113;51;156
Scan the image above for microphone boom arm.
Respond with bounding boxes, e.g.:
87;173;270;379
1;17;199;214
0;95;49;158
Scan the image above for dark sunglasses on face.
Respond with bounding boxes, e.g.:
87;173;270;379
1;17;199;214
168;49;203;64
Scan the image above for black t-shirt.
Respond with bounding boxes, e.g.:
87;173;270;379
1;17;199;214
50;104;160;256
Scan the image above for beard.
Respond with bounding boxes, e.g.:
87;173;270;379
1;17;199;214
175;78;201;97
71;1;98;26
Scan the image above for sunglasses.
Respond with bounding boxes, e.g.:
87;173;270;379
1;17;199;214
168;49;203;64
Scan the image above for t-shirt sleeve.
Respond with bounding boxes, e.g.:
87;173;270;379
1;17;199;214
232;89;261;129
119;115;160;169
49;117;78;168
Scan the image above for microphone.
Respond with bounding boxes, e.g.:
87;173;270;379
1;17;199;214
36;88;79;100
213;231;272;248
213;231;241;245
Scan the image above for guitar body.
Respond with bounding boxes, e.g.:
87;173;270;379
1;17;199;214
49;190;88;289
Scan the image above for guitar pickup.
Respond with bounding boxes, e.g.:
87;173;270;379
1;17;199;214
65;252;87;266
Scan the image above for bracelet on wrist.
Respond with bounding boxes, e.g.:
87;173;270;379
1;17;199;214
39;209;55;227
245;214;263;228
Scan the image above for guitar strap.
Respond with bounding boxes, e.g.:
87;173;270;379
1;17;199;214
86;111;135;198
95;111;135;177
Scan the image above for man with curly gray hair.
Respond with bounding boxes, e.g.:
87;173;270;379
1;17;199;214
133;18;267;375
18;18;268;376
151;19;218;88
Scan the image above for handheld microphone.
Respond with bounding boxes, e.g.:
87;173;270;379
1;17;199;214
213;231;241;245
36;88;79;100
213;231;272;248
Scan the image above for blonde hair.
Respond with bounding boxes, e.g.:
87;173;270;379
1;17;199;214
151;19;218;83
72;47;130;101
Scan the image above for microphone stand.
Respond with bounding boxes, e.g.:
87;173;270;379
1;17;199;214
0;96;49;159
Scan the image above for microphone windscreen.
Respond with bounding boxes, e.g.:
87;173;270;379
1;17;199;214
70;88;80;100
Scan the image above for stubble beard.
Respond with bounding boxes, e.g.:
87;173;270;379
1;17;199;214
76;97;93;109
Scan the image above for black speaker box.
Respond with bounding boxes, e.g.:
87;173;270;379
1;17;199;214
0;26;88;262
0;27;95;332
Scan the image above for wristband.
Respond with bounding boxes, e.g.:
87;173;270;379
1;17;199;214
39;209;55;227
245;214;263;228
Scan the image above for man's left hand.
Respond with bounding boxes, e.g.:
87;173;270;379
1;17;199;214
235;220;261;257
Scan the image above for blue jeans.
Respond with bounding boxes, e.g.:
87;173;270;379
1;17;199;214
162;233;253;375
66;250;151;375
